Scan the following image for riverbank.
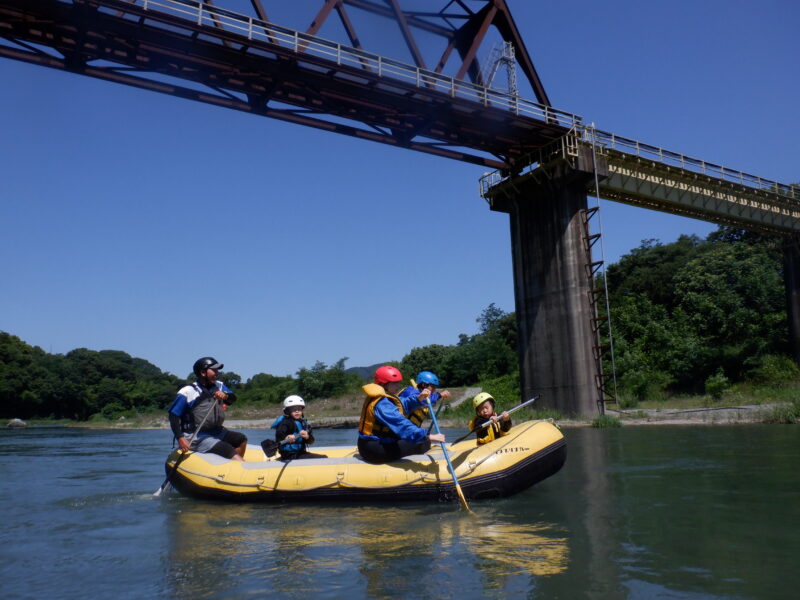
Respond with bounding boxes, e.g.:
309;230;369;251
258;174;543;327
10;384;798;430
224;403;788;429
19;400;793;430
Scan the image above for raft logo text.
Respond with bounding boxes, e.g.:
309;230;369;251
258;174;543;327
495;446;530;454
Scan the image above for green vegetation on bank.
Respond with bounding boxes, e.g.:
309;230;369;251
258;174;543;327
605;227;798;406
2;225;798;423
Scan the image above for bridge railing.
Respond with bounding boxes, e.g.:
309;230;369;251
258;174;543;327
123;0;582;129
478;132;581;196
480;125;799;202
582;128;800;201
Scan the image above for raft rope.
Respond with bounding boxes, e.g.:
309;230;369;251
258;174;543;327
171;421;548;493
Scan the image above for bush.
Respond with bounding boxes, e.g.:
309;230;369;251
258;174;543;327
616;393;639;409
763;397;800;424
747;354;800;384
473;372;521;406
620;369;672;401
704;368;730;400
592;415;621;428
100;401;127;420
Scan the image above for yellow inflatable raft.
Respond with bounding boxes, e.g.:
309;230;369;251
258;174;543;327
164;420;566;502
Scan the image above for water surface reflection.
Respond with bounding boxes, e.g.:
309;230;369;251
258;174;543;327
164;498;569;599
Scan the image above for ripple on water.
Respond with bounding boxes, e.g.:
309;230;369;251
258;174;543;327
58;490;159;510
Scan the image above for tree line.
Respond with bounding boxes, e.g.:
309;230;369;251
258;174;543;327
2;225;797;421
603;227;798;401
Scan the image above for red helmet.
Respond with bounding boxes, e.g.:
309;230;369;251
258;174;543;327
374;365;403;385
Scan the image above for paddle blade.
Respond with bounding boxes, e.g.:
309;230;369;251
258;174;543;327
153;479;173;497
454;482;474;515
261;440;280;458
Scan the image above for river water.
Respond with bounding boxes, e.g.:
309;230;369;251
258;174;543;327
1;424;798;599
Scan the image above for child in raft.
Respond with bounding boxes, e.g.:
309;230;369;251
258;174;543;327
469;392;512;445
267;395;327;461
398;370;452;427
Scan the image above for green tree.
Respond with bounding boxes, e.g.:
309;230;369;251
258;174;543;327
606;235;702;308
238;373;296;404
400;344;454;381
606;226;791;394
0;332;184;420
674;237;787;379
296;358;360;400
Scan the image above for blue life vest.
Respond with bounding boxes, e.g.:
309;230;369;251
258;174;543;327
271;415;308;454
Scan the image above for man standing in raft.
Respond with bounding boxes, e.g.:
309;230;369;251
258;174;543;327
357;365;445;464
167;357;247;461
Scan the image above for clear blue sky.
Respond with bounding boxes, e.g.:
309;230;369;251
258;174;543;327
2;0;798;380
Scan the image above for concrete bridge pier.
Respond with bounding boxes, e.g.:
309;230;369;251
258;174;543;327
489;154;601;417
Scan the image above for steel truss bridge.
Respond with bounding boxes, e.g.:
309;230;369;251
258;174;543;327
0;0;579;168
2;0;796;233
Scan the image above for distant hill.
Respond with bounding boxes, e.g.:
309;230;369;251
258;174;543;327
345;362;389;381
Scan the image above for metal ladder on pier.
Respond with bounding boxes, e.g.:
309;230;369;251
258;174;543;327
580;205;617;413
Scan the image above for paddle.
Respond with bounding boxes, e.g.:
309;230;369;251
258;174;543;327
154;391;218;497
408;378;448;433
427;401;447;433
450;395;540;446
425;397;474;514
260;437;294;458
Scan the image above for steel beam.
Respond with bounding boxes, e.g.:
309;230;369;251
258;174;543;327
0;0;575;169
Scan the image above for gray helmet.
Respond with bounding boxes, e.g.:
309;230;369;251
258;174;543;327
193;356;224;377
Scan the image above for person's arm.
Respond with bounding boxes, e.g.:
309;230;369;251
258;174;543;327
400;388;437;414
373;398;430;443
168;413;183;439
500;413;512;432
167;394;190;450
304;421;315;445
215;382;237;405
274;418;294;443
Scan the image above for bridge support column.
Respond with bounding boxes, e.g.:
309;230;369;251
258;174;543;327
784;236;800;365
489;157;600;417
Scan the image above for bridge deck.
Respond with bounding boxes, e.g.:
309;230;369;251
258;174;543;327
481;128;800;236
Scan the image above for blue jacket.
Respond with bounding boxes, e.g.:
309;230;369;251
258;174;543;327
398;386;440;411
358;384;434;444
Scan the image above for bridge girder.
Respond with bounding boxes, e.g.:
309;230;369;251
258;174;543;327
0;0;573;169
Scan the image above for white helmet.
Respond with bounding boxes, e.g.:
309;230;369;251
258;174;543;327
283;395;306;410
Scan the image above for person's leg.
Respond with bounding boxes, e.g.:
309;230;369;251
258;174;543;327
221;430;247;460
357;438;401;464
207;440;237;459
396;438;431;458
297;451;327;459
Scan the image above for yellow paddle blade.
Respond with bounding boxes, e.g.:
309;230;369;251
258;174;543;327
454;482;475;515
